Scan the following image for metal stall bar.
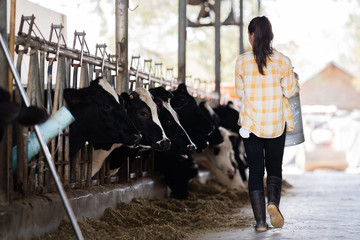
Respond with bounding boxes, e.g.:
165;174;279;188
94;43;107;78
178;0;187;83
239;0;244;54
0;0;10;205
107;54;118;87
0;34;84;240
130;55;141;90
214;0;221;106
14;50;29;196
115;0;129;94
16;34;122;72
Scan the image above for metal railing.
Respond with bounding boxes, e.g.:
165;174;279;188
1;14;240;204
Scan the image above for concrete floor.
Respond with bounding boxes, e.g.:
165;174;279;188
195;170;360;240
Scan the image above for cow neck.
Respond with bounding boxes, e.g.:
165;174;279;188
91;143;123;177
135;88;167;140
163;100;195;147
69;123;87;159
204;101;216;118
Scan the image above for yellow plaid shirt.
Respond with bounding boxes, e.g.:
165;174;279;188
235;49;300;138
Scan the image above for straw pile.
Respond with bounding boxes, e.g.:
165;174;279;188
37;178;254;240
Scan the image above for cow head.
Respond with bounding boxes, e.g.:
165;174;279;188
213;101;240;135
199;101;223;146
149;86;196;158
171;83;214;151
0;87;48;141
64;78;141;159
207;127;238;179
121;88;171;151
214;101;249;182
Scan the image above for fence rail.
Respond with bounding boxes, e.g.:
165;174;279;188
1;15;240;204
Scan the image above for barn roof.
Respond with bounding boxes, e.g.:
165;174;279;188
300;62;360;110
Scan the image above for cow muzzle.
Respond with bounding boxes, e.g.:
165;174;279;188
187;144;196;154
227;169;235;179
155;138;171;151
134;133;142;145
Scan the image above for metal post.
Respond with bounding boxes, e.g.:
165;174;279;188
239;0;244;54
8;0;16;96
178;0;187;84
258;0;261;15
0;34;84;240
214;0;221;104
0;0;10;205
115;0;128;93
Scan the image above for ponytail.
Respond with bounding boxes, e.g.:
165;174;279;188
248;16;274;75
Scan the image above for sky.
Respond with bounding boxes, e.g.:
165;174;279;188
25;0;358;84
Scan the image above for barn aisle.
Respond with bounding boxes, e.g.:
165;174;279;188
195;170;360;240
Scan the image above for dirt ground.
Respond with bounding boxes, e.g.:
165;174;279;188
36;178;292;240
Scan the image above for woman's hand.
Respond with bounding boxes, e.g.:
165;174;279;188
294;72;300;93
294;72;299;80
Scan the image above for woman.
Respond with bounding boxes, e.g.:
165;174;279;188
235;16;299;231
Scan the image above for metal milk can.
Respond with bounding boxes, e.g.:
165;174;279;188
285;93;305;147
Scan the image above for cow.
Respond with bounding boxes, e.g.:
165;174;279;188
0;86;48;141
214;101;248;181
193;126;245;190
120;88;171;151
104;87;172;177
171;83;214;152
195;100;245;189
149;86;196;155
149;86;198;199
199;100;223;146
63;78;141;171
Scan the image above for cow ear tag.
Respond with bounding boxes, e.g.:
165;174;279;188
129;94;134;99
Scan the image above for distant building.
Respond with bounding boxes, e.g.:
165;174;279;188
300;62;360;110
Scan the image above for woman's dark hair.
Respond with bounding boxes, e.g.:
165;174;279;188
248;16;274;75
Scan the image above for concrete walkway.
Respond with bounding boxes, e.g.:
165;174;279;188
195;170;360;240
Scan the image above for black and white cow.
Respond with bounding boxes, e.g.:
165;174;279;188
105;87;172;176
171;83;214;152
149;86;196;155
193;126;245;190
199;100;223;146
149;86;198;199
120;88;171;150
0;86;48;141
194;100;245;189
63;78;141;165
214;101;248;181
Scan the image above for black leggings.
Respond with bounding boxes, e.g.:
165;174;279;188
242;128;286;192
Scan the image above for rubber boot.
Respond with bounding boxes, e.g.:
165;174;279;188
249;190;268;232
267;176;284;228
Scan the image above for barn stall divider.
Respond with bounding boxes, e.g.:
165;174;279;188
0;15;240;239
